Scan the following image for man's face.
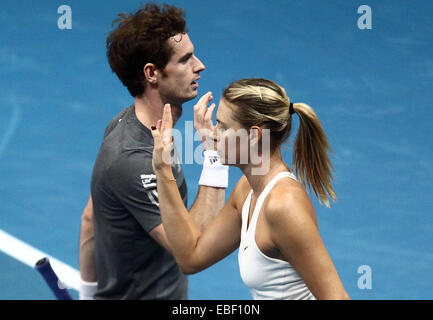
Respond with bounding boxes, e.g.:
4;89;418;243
157;33;205;105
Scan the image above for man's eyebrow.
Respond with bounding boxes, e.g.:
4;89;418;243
179;52;193;61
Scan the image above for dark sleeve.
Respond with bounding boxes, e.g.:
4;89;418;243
103;107;130;139
106;151;162;233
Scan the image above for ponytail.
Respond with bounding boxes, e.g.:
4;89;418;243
291;103;337;207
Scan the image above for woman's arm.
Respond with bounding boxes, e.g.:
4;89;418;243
151;104;243;274
188;92;226;230
265;185;350;300
155;167;243;274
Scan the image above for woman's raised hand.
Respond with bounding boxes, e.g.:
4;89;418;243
193;92;217;151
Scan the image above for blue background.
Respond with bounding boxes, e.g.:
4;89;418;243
0;0;432;299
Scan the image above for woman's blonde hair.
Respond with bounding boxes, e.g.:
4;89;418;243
222;78;337;207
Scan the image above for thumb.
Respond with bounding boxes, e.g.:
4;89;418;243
150;125;162;147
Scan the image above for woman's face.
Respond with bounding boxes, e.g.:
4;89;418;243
215;99;250;166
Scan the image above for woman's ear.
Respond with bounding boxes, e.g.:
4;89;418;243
249;126;267;168
143;63;158;85
249;126;262;147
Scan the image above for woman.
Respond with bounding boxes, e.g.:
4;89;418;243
151;78;350;300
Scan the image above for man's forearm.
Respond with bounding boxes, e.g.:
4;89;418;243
188;185;226;230
79;197;97;282
79;230;97;282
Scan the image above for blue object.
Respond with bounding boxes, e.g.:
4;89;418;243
35;257;73;300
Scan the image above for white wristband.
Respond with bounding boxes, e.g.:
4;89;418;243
199;150;229;188
79;279;98;300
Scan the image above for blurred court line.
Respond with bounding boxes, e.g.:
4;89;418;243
0;229;79;291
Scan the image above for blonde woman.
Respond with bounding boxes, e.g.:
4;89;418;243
150;78;350;300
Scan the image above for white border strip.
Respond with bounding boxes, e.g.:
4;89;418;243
0;229;80;291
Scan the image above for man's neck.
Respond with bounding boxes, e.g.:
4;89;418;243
133;91;182;130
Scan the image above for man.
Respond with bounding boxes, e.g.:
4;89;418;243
79;3;228;300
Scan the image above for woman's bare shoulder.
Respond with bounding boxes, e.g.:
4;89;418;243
263;179;317;228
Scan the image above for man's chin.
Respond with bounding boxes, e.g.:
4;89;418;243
177;90;198;104
190;89;199;99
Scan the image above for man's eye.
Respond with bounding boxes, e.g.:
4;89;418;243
181;55;192;63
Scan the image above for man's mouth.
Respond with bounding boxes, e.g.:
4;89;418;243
191;77;200;87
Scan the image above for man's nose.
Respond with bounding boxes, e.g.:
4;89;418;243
194;56;205;73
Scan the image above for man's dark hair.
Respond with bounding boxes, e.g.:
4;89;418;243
106;3;187;97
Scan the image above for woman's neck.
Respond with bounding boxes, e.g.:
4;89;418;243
240;150;291;195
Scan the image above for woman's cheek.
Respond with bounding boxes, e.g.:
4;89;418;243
216;133;228;163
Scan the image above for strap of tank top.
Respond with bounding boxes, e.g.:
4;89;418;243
248;171;296;233
241;190;254;236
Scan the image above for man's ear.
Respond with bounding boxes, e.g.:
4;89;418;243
143;63;158;85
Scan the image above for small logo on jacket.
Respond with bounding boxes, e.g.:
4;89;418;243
140;174;156;189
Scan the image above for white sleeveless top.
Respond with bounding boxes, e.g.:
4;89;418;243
238;171;316;300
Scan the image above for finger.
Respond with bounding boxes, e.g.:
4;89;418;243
162;104;172;128
198;92;212;113
162;104;173;144
198;91;212;106
204;103;216;123
194;92;213;130
156;119;162;132
196;92;212;116
193;102;198;128
197;101;209;120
